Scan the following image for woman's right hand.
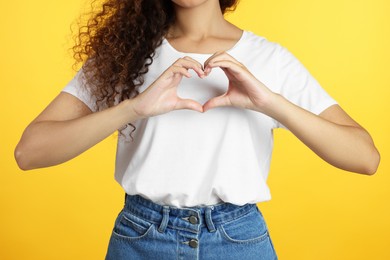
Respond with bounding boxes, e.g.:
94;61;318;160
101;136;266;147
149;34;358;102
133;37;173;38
131;56;206;118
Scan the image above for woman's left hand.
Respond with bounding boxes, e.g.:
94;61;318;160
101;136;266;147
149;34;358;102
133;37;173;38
202;52;276;114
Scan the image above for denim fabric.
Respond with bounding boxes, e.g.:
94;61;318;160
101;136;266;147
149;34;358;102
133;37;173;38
105;194;278;260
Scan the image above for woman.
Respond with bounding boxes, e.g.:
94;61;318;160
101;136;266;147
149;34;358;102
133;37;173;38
14;0;380;259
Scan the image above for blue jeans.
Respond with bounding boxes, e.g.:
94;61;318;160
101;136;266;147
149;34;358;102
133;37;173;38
105;193;278;259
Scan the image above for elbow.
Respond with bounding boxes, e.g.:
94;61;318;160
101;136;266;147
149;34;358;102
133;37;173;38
361;147;380;176
14;143;35;171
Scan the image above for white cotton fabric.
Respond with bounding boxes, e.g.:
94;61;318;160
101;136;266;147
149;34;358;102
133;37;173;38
62;31;337;207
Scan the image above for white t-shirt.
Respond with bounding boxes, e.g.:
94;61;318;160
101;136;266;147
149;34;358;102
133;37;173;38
62;30;337;207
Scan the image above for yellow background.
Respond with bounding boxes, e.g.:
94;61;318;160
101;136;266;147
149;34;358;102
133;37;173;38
1;0;389;259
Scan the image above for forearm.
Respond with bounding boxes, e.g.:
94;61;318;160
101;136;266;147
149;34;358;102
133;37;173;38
264;94;380;174
15;99;139;170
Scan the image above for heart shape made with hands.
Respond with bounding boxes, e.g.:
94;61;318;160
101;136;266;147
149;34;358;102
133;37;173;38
137;53;267;117
176;66;229;111
175;58;260;114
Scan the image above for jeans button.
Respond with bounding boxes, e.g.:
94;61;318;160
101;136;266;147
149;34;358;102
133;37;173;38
189;239;198;248
189;215;198;224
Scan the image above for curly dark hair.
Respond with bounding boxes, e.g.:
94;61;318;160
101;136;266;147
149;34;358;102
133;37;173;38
72;0;239;137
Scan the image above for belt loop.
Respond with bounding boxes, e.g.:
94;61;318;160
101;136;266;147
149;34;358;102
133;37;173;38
205;206;216;232
158;206;170;233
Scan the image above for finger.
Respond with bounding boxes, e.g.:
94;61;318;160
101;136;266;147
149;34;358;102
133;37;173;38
175;57;205;78
175;98;204;113
182;56;204;71
203;94;231;112
203;51;226;67
206;60;244;76
204;54;243;76
169;65;192;78
203;66;212;76
204;51;238;70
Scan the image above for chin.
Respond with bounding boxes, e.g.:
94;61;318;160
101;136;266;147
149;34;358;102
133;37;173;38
171;0;212;8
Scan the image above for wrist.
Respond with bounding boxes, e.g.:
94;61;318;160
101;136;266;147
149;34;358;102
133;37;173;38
121;98;145;123
255;92;290;121
265;93;305;128
252;90;280;113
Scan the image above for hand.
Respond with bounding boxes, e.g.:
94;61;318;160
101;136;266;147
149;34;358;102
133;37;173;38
202;51;275;114
132;57;206;118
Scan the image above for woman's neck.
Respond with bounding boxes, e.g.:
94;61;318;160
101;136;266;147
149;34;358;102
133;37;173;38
168;1;230;41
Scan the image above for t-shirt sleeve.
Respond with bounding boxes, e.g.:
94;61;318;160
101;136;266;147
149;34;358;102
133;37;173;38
274;44;338;129
61;68;97;112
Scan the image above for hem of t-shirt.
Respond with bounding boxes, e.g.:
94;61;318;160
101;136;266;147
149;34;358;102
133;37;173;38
311;99;339;116
61;89;95;112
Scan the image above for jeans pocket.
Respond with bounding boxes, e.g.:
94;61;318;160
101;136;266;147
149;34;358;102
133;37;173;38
219;206;269;244
111;210;154;242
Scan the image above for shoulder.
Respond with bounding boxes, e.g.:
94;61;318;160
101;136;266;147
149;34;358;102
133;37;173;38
232;30;287;67
240;31;282;55
241;31;306;70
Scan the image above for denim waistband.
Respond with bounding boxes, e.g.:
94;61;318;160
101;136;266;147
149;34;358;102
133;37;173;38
123;193;257;234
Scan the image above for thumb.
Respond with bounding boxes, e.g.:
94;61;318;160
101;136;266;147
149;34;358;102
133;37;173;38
203;94;230;112
175;98;204;113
